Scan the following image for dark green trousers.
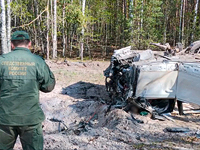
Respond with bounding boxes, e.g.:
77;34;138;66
0;123;43;150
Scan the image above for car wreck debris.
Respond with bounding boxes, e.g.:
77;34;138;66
150;43;179;56
49;118;69;132
162;113;175;122
104;46;200;118
49;118;93;135
184;40;200;53
165;127;190;133
151;40;200;55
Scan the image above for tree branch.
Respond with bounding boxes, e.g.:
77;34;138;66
12;8;48;29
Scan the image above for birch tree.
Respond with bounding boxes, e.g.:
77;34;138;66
179;0;183;42
7;0;11;52
53;0;57;58
46;0;50;60
80;0;86;61
1;0;8;54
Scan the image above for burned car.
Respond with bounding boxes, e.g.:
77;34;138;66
104;46;200;117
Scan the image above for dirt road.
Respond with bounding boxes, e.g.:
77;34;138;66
14;60;200;150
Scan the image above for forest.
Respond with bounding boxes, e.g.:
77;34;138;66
0;0;200;60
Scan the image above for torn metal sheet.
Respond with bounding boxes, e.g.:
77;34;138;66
177;63;200;105
136;62;178;99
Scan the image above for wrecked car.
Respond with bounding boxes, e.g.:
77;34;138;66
104;46;200;117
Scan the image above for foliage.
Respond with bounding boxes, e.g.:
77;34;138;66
1;0;200;58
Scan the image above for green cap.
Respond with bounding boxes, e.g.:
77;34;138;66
11;31;30;41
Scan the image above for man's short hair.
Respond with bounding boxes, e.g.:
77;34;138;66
11;39;30;47
11;31;30;47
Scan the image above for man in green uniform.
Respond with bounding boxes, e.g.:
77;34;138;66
0;31;55;150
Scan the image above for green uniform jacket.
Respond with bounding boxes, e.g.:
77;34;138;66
0;47;55;125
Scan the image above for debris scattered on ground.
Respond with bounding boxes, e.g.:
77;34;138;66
165;127;191;133
49;118;68;132
162;113;175;122
140;111;148;116
126;114;144;124
12;59;200;150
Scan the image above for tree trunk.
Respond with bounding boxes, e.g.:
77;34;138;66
163;15;167;44
46;0;50;59
179;0;183;42
174;1;179;46
7;0;11;52
14;15;17;27
129;0;134;41
105;23;108;56
140;0;143;31
51;0;53;47
1;0;8;54
124;0;127;19
182;0;185;46
33;0;39;50
53;0;57;58
115;0;119;47
122;0;127;47
191;0;199;42
70;30;73;58
62;1;66;57
80;0;86;61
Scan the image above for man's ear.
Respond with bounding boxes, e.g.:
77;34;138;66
28;41;32;49
11;42;15;50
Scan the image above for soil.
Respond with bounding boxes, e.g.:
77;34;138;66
13;59;200;150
